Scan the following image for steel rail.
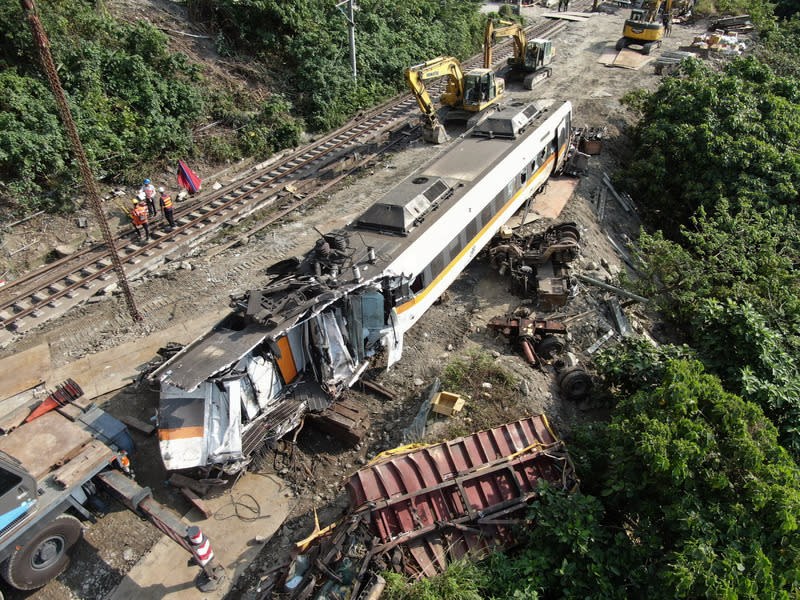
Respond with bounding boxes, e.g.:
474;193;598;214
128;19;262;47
0;14;580;335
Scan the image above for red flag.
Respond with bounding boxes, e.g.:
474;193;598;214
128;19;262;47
177;160;202;194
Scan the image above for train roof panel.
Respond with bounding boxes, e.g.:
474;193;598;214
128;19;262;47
356;176;451;235
473;102;543;139
423;100;556;181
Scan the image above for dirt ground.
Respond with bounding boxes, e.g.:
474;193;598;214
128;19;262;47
0;4;723;599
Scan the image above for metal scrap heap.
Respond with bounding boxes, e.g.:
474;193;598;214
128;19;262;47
488;221;580;309
267;415;578;599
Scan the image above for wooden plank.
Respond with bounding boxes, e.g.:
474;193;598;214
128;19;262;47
0;344;51;402
52;441;114;489
181;488;213;519
542;12;591;21
0;411;92;479
319;411;356;429
56;404;83;421
119;415;155;435
0;397;41;434
612;48;654;70
597;44;620;65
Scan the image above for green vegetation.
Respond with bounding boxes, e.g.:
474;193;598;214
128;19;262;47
1;0;486;214
617;43;800;452
198;0;485;131
443;351;516;394
389;346;800;600
383;561;486;600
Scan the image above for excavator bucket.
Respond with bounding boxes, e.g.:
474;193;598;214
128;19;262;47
423;124;450;144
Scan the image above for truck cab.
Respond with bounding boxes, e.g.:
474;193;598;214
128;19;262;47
0;406;134;591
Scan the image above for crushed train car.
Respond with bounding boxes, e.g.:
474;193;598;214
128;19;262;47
149;99;574;472
270;415;578;599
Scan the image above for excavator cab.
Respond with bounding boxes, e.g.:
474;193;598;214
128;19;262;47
524;39;554;72
462;69;504;112
617;0;670;54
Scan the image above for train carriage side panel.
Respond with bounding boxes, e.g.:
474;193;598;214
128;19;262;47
390;101;572;333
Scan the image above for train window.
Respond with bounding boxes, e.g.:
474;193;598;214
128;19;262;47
520;171;527;185
480;204;493;228
466;217;478;241
447;235;461;261
430;252;446;279
411;273;424;294
506;179;515;199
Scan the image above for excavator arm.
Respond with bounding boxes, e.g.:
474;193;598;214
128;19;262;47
484;20;526;69
404;56;465;144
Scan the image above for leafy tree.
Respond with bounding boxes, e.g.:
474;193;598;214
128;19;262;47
206;0;485;130
477;349;800;599
691;299;800;453
631;201;800;324
619;57;800;239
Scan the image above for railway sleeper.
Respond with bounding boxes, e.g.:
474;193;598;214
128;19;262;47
12;301;31;314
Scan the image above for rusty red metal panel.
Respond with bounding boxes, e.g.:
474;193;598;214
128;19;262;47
346;415;576;577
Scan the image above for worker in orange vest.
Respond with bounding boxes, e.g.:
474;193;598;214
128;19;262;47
131;193;150;241
159;187;175;229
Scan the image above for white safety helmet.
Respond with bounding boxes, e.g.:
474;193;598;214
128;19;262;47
158;187;165;193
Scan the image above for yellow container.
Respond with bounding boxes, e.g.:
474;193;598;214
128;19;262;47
431;392;465;416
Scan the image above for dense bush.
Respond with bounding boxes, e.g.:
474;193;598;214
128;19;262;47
0;0;305;213
482;349;800;599
619;57;800;238
389;348;800;599
201;0;485;131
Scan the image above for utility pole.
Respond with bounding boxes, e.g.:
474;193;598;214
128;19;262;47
19;0;142;323
336;0;357;80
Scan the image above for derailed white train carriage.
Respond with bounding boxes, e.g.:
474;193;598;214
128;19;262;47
150;99;573;472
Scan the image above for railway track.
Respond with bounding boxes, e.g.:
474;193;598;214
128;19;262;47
0;14;577;345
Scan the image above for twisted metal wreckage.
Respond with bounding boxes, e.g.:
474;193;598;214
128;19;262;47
148;99;578;473
268;415;579;599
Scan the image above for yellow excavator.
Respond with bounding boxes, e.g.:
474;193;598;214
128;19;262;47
484;20;555;89
616;0;673;54
405;56;505;144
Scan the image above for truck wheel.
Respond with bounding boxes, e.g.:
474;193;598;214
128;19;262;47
535;336;564;359
2;515;83;590
558;368;593;401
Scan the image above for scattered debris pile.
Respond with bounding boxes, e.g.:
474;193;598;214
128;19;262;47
487;315;593;400
264;415;578;599
488;222;580;309
691;31;747;54
709;14;753;34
